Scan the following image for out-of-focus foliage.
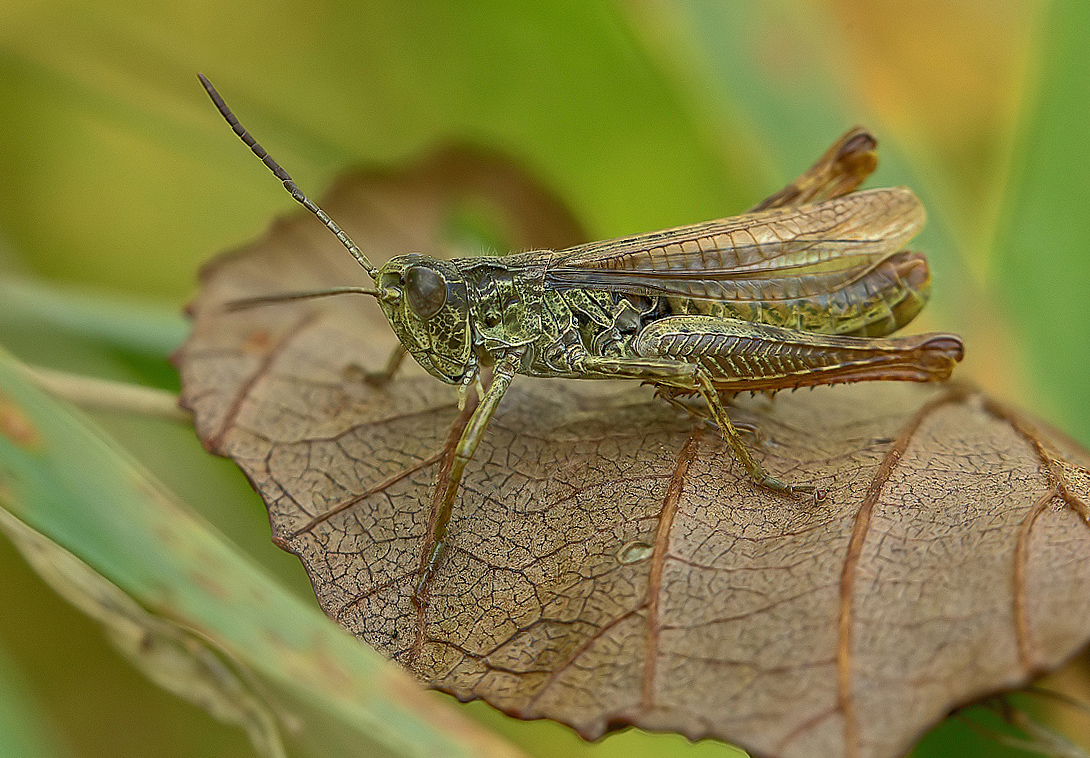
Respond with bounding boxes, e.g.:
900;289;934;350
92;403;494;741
0;1;1086;757
994;0;1090;447
0;642;66;758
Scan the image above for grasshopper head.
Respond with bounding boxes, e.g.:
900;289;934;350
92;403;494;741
376;254;475;384
196;78;476;384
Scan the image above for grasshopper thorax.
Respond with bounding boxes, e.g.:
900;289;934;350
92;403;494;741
376;254;475;384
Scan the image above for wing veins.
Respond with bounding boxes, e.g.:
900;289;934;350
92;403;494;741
538;188;924;278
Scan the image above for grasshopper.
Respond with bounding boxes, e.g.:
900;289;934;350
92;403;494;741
199;75;963;602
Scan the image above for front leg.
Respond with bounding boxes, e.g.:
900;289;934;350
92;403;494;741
414;351;521;605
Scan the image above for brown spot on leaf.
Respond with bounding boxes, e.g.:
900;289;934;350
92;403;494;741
190;569;231;602
0;391;41;450
242;329;272;354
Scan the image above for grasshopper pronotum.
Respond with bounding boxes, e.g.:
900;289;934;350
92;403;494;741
200;75;963;602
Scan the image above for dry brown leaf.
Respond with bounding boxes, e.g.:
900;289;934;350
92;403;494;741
175;146;1090;758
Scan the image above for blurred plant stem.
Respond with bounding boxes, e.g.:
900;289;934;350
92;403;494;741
21;363;187;421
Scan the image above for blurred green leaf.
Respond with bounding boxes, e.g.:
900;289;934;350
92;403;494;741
0;346;526;758
994;0;1090;447
0;506;288;758
622;1;975;315
627;2;861;174
0;278;187;359
0;642;68;758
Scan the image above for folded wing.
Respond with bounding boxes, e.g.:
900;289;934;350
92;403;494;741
522;187;924;306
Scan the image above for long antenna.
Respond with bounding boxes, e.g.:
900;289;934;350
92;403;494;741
225;286;382;311
198;73;379;281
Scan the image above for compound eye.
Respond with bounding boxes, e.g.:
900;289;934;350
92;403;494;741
405;265;447;319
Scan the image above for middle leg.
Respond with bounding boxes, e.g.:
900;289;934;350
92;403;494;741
572;352;814;498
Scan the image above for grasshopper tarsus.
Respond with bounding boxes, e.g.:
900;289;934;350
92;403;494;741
753;473;818;501
792;483;824;503
732;419;765;443
414;517;458;607
362;344;409;388
411;563;435;608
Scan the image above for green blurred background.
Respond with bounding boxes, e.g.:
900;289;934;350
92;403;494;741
1;0;1088;756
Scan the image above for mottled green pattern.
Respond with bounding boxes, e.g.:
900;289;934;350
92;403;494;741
371;206;937;388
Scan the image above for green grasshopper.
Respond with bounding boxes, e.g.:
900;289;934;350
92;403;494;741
200;75;963;602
